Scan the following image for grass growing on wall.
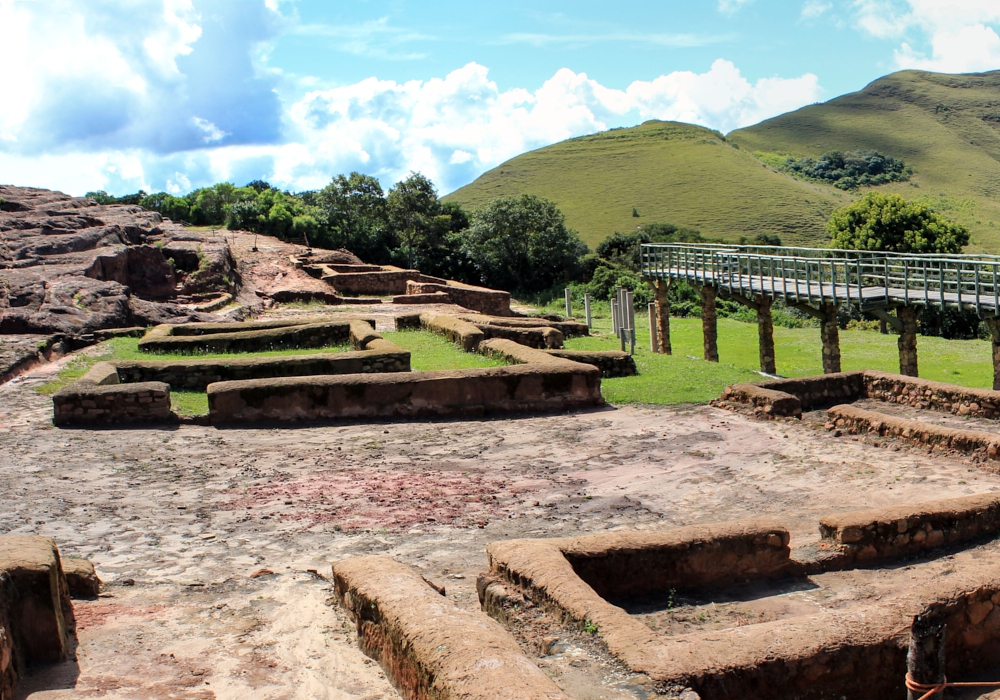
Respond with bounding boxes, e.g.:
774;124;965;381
547;299;996;405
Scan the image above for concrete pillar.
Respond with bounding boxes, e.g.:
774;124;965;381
757;296;776;375
984;317;1000;390
898;305;919;377
653;279;671;355
820;302;841;374
699;285;719;363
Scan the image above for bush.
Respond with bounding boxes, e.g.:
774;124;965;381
782;150;910;190
829;192;969;254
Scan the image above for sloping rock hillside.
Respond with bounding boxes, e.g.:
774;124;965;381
0;186;238;334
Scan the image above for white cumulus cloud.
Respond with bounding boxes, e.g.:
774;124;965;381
0;1;823;197
856;0;1000;72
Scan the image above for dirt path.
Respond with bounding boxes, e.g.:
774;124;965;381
5;357;1000;698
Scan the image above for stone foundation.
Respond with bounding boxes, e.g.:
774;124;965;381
717;370;1000;421
543;350;637;378
406;281;511;316
114;348;410;390
207;358;602;423
52;380;171;426
483;518;1000;699
819;492;1000;563
332;556;569;700
138;318;369;354
0;536;76;699
828;404;1000;462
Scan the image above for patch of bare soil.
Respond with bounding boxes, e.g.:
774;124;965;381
5;355;1000;698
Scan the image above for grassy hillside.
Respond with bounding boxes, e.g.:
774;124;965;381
730;69;1000;252
446;120;851;248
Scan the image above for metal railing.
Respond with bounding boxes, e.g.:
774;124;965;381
641;243;1000;314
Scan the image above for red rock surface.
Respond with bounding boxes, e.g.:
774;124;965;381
0;185;234;334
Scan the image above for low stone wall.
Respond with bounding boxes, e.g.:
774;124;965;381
472;322;563;349
488;521;791;604
828;404;1000;462
0;536;75;698
115;348;410;390
407;281;511;316
207;357;603;423
819;493;1000;564
718;383;804;418
138;319;367;354
481;522;1000;699
545;350;637;378
417;313;485;351
333;556;569;700
864;371;1000;419
720;371;1000;423
53;380;171;426
390;292;451;305
463;315;589;338
321;266;446;295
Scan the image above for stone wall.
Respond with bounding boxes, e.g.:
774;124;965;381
321;266;446;295
53;380;171;426
0;536;75;698
115;349;410;390
390;292;451;305
828;404;1000;462
544;350;637;378
207;359;603;423
819;493;1000;564
719;371;1000;422
472;322;563;349
333;556;570;700
138;319;364;354
406;281;511;316
482;520;1000;699
460;315;590;338
864;371;1000;419
416;314;485;351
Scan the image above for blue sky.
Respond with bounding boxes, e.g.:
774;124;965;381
2;0;1000;197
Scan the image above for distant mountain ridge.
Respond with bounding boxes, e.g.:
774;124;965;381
447;69;1000;252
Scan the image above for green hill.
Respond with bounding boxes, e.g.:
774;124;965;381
447;69;1000;251
446;120;851;248
729;69;1000;252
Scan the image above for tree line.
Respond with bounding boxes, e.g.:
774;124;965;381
88;179;974;338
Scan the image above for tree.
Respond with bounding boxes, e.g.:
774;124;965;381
316;172;394;263
828;192;969;254
462;195;587;296
387;172;441;269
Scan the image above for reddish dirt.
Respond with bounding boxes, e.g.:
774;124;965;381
6;353;1000;698
218;467;546;531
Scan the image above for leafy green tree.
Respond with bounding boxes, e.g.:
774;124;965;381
315;172;395;262
829;192;969;253
462;195;588;296
387;172;442;269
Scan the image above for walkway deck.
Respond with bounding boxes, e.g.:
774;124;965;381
642;243;1000;315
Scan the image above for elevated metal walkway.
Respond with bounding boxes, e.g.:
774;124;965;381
639;243;1000;385
641;243;1000;316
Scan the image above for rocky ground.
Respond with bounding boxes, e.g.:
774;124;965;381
6;352;1000;698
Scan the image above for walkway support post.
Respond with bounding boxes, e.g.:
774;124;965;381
820;302;841;374
650;279;671;355
906;612;946;700
898;306;919;377
984;317;1000;390
757;296;776;375
699;285;719;363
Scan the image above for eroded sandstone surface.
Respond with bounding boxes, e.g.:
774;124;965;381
0;186;236;335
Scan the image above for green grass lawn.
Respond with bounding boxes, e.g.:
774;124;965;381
551;300;996;405
382;330;507;371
